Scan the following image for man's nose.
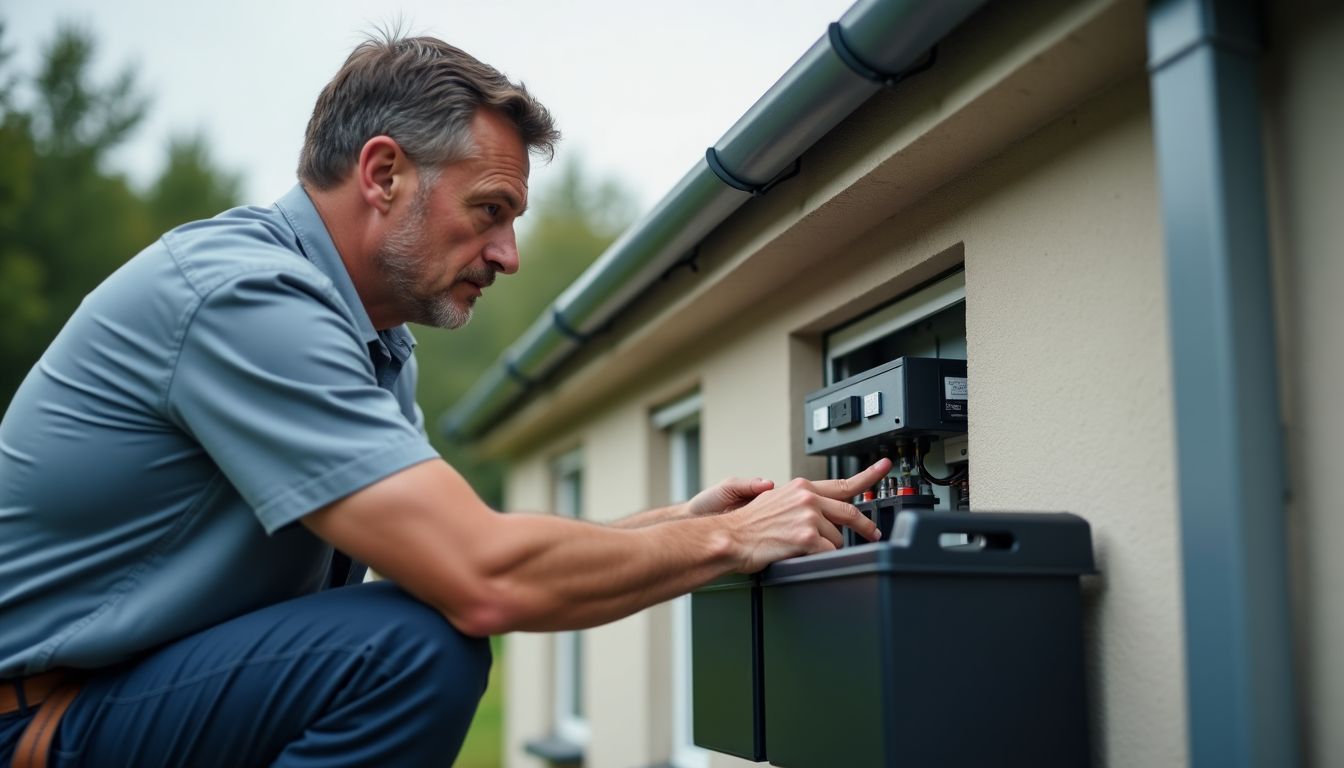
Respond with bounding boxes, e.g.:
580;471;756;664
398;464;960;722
485;229;520;275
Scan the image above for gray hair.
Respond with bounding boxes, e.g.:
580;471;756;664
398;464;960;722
297;32;559;190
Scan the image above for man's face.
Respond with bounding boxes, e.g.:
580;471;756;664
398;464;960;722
374;109;529;329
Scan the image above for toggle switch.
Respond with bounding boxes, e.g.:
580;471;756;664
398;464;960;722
828;396;861;429
862;392;882;418
812;406;830;431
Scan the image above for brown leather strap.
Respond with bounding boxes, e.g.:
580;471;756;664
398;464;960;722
0;672;71;715
12;681;81;768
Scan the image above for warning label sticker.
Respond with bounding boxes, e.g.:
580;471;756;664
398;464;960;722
944;376;969;400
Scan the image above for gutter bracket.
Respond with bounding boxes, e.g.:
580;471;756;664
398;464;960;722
661;246;701;281
705;148;802;198
504;357;534;389
828;22;938;88
551;307;593;343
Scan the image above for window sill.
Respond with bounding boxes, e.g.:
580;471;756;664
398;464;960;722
523;734;584;765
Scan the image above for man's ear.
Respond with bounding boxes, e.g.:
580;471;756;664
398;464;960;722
356;136;406;215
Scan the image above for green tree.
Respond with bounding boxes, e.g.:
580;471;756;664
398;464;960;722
413;157;636;507
24;23;152;310
148;134;242;233
0;32;48;382
0;22;152;400
0;22;241;404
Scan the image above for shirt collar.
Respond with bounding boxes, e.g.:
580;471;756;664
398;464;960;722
275;184;416;364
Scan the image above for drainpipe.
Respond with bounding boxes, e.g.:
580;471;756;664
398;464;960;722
1148;1;1299;765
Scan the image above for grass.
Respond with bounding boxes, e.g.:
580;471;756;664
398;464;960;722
455;635;505;767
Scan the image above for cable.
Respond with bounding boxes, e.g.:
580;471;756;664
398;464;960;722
916;439;967;487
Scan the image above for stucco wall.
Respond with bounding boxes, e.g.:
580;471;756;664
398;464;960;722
960;81;1180;766
484;2;1344;764
580;411;658;766
503;378;702;768
501;460;552;768
501;73;1186;767
1268;3;1344;765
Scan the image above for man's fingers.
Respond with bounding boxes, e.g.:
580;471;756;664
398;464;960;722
812;458;893;500
722;476;773;500
815;516;844;549
817;496;880;541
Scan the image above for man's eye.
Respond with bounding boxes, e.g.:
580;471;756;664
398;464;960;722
483;204;501;218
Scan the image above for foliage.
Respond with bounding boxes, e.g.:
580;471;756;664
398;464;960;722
414;157;636;508
148;134;243;233
0;22;240;403
455;635;506;767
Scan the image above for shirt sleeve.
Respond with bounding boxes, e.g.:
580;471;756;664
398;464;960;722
165;268;440;534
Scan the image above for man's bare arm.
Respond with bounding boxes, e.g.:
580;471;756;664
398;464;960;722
303;458;889;636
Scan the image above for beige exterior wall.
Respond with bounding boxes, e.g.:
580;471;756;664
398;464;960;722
961;83;1180;764
491;0;1343;765
1268;3;1344;766
501;460;551;768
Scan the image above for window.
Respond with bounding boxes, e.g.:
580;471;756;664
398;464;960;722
552;449;589;747
653;394;708;768
825;270;966;385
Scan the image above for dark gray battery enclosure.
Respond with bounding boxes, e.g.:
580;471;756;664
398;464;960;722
760;510;1095;767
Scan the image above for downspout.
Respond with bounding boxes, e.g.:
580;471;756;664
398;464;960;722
1148;1;1299;766
442;0;987;440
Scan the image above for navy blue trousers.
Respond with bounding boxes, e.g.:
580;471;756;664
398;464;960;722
0;582;491;767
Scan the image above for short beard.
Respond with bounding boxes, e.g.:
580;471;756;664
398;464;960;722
374;181;476;330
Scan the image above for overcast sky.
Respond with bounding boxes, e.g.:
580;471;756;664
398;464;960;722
6;0;855;218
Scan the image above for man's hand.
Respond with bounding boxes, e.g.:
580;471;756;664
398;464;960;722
724;458;892;573
686;477;775;518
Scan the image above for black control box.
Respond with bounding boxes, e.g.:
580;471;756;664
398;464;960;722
804;357;967;456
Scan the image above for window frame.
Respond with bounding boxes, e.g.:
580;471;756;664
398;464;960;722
824;270;966;385
551;448;590;747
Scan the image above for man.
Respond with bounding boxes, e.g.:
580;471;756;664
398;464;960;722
0;34;887;767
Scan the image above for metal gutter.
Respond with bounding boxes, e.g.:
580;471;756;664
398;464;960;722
442;0;987;440
1148;0;1300;765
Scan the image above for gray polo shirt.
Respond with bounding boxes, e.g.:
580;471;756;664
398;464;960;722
0;185;440;677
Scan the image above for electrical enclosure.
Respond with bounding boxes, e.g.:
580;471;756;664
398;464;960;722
805;357;967;457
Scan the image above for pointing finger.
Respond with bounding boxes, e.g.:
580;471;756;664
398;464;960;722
812;458;892;501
